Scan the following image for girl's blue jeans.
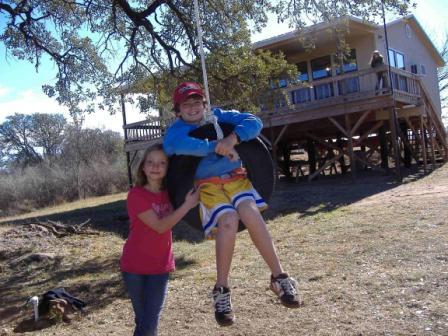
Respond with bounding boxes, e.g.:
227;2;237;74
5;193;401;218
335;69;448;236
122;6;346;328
122;272;169;336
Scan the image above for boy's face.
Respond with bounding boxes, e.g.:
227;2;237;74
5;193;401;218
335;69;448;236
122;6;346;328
177;96;205;124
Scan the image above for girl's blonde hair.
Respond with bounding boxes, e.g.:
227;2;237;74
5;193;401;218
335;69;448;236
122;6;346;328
135;143;167;188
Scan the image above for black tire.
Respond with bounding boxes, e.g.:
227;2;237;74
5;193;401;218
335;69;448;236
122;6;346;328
167;122;275;232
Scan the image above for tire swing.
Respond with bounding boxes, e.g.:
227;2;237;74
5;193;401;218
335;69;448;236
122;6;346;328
167;123;275;232
166;0;275;232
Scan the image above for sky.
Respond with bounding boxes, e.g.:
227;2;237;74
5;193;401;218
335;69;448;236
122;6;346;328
0;0;447;134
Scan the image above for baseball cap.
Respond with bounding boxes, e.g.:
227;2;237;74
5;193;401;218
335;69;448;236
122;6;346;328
173;82;204;106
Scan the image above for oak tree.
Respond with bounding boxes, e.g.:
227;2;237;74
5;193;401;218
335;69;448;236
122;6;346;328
0;0;413;116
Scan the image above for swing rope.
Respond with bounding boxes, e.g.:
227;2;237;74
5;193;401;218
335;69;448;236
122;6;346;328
192;0;224;140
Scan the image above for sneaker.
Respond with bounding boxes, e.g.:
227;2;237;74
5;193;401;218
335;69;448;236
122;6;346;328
211;286;235;326
270;273;302;308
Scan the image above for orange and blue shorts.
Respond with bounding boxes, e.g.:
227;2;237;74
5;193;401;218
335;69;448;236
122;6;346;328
196;168;268;238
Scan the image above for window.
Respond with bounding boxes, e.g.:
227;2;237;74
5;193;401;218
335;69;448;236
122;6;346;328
396;53;405;70
311;55;332;80
269;78;289;89
388;49;405;70
278;79;288;88
291;62;310;104
314;83;334;100
338;77;360;95
411;64;426;75
291;88;311;104
388;50;396;67
274;95;288;109
405;24;412;38
336;49;358;75
421;64;426;75
296;61;309;82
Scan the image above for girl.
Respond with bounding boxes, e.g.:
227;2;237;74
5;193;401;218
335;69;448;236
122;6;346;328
120;143;199;336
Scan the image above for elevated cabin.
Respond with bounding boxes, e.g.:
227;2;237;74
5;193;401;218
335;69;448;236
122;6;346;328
122;15;447;182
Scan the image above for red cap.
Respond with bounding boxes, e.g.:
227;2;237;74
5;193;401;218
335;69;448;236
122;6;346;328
173;82;204;106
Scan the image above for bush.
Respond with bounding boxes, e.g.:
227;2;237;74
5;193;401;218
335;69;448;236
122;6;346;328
0;175;16;216
0;159;128;216
0;123;129;216
78;160;128;197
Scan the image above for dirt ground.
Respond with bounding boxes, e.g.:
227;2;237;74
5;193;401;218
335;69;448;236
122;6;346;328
1;164;447;335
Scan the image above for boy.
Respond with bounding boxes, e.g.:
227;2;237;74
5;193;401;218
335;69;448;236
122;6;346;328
163;82;301;326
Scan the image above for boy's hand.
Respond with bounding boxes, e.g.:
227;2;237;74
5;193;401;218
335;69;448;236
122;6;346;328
215;132;238;157
184;187;199;209
227;148;239;162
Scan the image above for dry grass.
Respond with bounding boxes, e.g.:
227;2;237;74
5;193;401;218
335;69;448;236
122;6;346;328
0;193;127;224
1;165;447;335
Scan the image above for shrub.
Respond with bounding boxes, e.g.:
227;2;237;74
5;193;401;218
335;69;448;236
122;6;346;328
0;158;128;216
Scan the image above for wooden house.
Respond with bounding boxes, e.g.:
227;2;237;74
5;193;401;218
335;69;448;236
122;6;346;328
121;15;447;182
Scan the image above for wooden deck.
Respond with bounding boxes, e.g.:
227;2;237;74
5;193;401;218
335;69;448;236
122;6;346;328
122;66;446;180
123;118;174;152
123;66;427;147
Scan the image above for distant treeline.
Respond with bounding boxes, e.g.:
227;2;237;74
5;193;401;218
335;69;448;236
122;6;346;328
0;113;128;216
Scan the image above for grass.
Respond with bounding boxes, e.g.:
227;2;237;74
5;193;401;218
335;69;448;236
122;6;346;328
0;164;447;335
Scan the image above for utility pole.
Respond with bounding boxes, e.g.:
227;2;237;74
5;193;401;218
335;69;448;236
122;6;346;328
381;0;402;182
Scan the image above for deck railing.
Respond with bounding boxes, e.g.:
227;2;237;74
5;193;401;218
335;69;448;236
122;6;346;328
123;117;175;148
260;65;422;114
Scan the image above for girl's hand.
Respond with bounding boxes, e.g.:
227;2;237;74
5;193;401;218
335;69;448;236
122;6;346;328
227;148;239;162
184;187;199;209
215;133;238;157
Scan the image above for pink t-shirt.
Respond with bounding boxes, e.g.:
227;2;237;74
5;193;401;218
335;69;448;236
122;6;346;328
120;186;174;274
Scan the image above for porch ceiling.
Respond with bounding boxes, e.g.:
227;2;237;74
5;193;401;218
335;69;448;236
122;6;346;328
255;20;377;55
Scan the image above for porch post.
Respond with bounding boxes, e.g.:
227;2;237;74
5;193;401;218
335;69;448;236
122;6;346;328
425;119;437;168
345;114;356;180
419;116;428;173
269;117;278;180
336;135;347;174
306;138;317;177
388;108;402;181
379;123;389;170
400;122;412;168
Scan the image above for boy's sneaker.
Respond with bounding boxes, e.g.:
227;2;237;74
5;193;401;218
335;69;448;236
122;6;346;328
270;273;302;308
211;286;235;326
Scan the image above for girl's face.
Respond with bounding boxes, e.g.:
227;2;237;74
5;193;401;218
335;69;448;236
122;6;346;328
142;150;168;183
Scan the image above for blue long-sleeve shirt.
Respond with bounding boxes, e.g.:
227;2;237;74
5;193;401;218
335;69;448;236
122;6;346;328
163;108;263;179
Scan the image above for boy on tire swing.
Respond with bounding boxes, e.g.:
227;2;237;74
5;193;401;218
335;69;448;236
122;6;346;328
163;82;302;326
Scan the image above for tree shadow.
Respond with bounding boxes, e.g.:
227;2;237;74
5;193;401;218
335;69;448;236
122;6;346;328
0;165;440;243
264;165;437;221
0;199;206;243
0;199;128;236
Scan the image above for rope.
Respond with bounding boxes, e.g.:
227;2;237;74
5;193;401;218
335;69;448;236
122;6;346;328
193;0;224;140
